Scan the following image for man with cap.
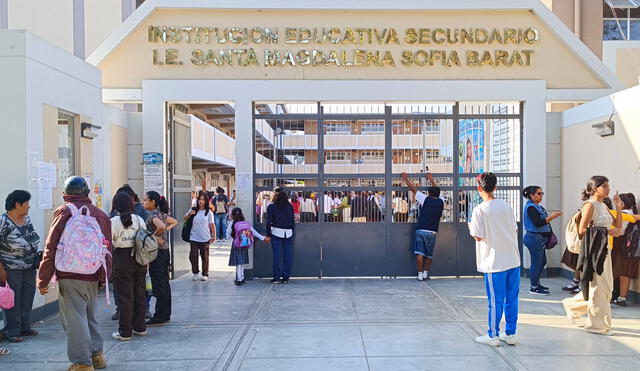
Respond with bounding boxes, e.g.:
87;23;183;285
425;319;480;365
38;176;112;371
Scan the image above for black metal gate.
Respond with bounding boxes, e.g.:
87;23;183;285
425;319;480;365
252;102;523;277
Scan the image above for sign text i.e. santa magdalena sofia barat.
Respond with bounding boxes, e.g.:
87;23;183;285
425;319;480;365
148;26;540;68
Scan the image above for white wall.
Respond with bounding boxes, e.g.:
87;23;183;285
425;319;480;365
0;30;103;311
127;111;144;196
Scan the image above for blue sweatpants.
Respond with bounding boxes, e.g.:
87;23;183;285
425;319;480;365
484;266;520;338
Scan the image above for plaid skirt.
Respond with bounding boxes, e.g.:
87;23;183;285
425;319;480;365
228;246;250;266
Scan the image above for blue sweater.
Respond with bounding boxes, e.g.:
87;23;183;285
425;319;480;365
266;203;295;237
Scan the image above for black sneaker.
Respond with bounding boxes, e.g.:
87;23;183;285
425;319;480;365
529;286;550;296
145;318;169;327
281;278;290;284
613;298;628;307
571;287;582;295
270;279;280;284
539;284;549;291
111;310;120;321
562;281;579;291
239;280;246;286
234;280;241;286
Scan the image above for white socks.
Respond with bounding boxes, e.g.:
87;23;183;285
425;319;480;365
418;272;424;280
423;270;428;279
236;265;244;281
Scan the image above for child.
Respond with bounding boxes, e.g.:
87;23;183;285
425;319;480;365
227;208;270;285
468;172;521;347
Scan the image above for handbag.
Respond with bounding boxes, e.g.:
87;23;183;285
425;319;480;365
545;230;558;250
0;282;15;309
32;251;43;269
181;208;196;242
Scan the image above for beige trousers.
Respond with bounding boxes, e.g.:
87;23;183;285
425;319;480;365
562;253;613;334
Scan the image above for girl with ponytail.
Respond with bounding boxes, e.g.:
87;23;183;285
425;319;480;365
143;191;177;326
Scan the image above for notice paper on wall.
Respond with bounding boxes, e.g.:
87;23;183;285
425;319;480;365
36;161;57;209
143;152;163;194
236;172;250;191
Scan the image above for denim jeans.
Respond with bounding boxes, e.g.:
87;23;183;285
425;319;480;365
523;232;549;288
271;236;294;280
214;213;227;239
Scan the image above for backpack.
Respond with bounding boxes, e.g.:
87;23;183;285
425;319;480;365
55;204;109;275
181;208;196;242
233;221;254;249
132;217;159;266
625;223;640;260
398;199;409;214
565;209;583;254
215;196;227;214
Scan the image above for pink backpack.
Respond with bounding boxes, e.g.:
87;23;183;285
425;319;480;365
54;204;111;301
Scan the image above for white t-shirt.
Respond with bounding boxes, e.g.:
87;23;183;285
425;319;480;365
468;199;520;273
189;209;215;242
111;215;147;248
323;195;333;213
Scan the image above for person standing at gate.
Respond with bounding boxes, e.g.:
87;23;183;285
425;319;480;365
468;172;521;347
227;207;270;285
212;187;229;241
266;191;295;284
522;186;562;296
400;172;444;281
184;192;215;281
143;191;177;327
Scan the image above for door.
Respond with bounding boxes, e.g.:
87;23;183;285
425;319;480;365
166;105;193;278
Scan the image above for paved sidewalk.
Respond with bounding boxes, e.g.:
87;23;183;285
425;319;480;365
2;244;640;370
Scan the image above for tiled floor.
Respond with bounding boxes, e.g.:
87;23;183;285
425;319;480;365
2;242;640;370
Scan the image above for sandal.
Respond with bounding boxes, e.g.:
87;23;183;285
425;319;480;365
20;330;38;336
0;347;10;355
7;336;23;343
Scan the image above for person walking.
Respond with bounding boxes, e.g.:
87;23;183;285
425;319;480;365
0;190;40;343
468;172;521;347
522;186;562;295
266;191;295;283
610;193;639;306
227;208;270;285
212;187;229;241
143;191;177;327
109;184;149;321
38;176;113;370
110;192;148;342
400;172;444;281
184;192;215;281
562;176;622;335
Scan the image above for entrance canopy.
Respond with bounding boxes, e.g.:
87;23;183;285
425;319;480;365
89;0;622;101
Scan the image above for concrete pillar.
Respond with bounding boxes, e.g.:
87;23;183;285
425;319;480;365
234;98;255;269
0;0;7;29
72;0;85;58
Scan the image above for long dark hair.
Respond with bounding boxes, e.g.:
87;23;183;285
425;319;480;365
113;192;134;228
196;192;210;215
621;193;638;214
522;185;541;200
290;193;298;204
146;191;169;214
581;175;609;201
274;191;289;208
230;207;246;239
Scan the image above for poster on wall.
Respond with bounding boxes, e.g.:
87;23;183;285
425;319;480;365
93;179;104;210
143;152;163;194
458;119;485;174
36;161;56;209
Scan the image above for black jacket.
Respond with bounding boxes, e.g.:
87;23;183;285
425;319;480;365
266;203;295;237
576;227;609;301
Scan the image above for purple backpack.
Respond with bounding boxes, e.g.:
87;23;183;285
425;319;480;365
233;221;254;249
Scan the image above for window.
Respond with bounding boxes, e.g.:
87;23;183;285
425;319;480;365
603;5;640;40
360;151;384;161
325;151;351;161
57;110;75;187
325;121;351;134
360;120;385;133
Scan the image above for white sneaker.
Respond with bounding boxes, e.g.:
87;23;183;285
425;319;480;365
200;275;209;281
474;334;500;347
499;333;517;345
112;331;132;341
133;330;148;336
417;272;424;281
192;274;199;281
423;271;430;280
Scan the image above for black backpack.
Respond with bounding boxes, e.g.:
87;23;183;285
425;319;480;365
181;208;196;242
625;223;640;260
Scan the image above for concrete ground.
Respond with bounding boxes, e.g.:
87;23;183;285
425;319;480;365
2;242;640;371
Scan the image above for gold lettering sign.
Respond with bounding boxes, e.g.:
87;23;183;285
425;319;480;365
148;26;540;68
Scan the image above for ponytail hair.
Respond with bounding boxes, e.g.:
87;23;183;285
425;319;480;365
230;207;246;239
146;191;170;214
581;175;609;201
620;193;638;214
522;185;541;200
113;192;134;228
